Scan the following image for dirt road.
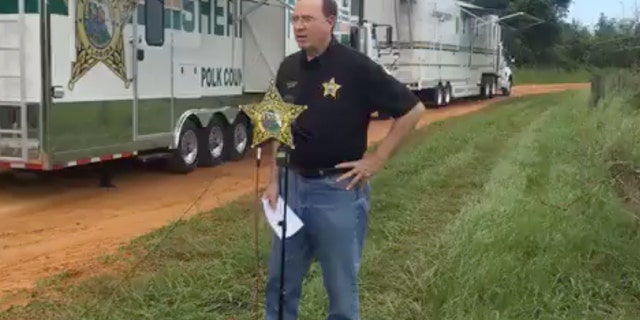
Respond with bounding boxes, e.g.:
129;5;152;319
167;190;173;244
0;83;587;301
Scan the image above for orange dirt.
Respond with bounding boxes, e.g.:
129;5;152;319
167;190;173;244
0;83;587;306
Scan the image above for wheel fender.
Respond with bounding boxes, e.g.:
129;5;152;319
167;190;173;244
218;106;243;125
172;107;242;148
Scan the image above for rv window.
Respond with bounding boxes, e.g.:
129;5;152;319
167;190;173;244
145;0;165;47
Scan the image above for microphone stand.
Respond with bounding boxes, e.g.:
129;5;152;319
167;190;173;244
275;123;311;320
274;143;289;320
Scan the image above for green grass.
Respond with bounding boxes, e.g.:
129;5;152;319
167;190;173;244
427;89;640;319
4;86;640;320
514;68;592;84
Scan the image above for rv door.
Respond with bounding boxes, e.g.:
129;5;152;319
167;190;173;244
132;0;173;140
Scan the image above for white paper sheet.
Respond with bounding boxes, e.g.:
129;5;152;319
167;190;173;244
261;196;304;239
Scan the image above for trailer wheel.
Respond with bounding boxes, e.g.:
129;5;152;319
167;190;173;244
488;80;495;99
444;83;452;105
501;77;512;96
198;116;227;167
225;115;250;161
481;76;493;99
168;119;199;174
435;84;445;107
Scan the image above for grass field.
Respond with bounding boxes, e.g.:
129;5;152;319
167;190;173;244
4;86;640;320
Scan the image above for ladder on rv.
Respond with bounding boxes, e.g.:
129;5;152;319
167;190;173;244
0;0;28;162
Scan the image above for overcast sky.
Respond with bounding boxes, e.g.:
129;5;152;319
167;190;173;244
568;0;638;26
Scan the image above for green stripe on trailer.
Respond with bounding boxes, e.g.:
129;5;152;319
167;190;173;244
0;0;68;15
46;93;262;164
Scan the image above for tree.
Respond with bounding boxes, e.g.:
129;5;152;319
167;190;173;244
471;0;574;67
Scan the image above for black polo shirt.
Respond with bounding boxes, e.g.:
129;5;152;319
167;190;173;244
275;38;420;170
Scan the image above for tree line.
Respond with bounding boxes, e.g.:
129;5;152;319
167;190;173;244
471;0;639;69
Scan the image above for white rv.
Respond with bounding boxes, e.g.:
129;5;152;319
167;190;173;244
349;0;516;108
0;0;352;176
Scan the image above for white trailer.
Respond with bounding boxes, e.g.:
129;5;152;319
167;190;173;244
349;0;517;108
0;0;352;178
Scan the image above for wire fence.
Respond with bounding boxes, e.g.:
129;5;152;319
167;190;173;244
589;68;640;107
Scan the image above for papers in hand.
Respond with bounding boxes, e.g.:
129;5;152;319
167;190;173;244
261;196;304;239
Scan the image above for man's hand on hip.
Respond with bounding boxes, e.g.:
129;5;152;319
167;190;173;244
335;153;385;190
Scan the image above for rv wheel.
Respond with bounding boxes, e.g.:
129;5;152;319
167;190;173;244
502;78;512;96
435;85;445;107
444;83;452;105
168;119;199;174
225;115;249;161
481;77;493;99
198;116;226;167
488;81;495;99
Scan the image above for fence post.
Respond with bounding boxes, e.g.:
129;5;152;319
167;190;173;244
590;73;603;108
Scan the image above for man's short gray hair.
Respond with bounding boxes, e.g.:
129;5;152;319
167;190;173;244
321;0;338;18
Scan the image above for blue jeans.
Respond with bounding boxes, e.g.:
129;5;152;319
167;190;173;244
264;168;371;320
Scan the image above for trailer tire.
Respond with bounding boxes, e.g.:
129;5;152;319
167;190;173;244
198;116;227;167
435;84;445;107
480;83;489;99
489;80;495;99
168;119;199;174
444;83;452;105
225;115;250;161
501;78;512;96
481;76;494;99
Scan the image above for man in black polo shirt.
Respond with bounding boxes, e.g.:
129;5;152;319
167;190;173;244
262;0;426;319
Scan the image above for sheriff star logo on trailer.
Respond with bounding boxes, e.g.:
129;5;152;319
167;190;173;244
68;0;137;90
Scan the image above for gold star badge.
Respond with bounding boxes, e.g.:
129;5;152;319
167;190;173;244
322;77;341;99
239;80;307;149
67;0;137;90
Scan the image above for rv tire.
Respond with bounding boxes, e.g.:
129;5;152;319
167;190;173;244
225;115;249;161
489;80;495;99
198;116;226;167
481;83;488;98
168;119;199;174
444;83;452;105
435;84;445;107
481;75;495;99
502;78;512;96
